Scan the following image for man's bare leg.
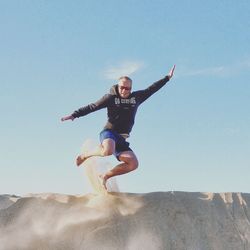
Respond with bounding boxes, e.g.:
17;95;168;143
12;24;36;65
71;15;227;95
76;138;115;166
99;151;139;189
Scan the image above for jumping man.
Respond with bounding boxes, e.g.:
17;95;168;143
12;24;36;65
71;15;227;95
61;65;175;190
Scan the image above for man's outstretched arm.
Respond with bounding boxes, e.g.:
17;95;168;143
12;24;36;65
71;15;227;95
138;65;176;103
61;94;112;122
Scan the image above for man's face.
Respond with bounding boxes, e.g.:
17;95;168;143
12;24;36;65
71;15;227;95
118;78;132;98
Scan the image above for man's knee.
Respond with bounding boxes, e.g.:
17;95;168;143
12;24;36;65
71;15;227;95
119;151;139;171
128;158;139;171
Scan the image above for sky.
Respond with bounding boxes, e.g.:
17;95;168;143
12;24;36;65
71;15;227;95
1;0;250;195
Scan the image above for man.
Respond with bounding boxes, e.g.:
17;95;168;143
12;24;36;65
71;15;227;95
61;65;175;190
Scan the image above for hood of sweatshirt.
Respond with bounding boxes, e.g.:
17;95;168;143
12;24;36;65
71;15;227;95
109;84;119;96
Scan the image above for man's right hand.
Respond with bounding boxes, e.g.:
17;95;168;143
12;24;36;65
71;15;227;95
61;115;75;122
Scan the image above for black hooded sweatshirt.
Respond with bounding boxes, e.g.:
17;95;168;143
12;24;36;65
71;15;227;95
72;76;170;135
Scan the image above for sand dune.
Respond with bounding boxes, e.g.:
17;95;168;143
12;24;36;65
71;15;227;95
1;192;250;250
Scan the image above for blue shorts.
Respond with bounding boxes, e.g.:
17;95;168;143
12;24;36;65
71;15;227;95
99;129;133;161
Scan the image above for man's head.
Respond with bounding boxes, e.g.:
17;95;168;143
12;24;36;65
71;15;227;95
118;76;132;98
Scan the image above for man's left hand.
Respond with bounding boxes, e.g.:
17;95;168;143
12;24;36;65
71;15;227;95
168;65;176;79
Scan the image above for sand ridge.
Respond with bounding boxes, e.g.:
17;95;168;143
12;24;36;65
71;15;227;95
1;192;250;250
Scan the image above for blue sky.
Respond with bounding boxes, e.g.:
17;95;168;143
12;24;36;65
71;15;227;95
1;0;250;195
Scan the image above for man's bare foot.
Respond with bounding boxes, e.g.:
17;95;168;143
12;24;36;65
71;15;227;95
76;154;87;167
98;174;108;191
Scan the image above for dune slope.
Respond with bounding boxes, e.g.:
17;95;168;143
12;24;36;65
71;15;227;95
0;192;250;250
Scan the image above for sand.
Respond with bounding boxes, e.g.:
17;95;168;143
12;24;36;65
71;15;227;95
1;191;250;250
